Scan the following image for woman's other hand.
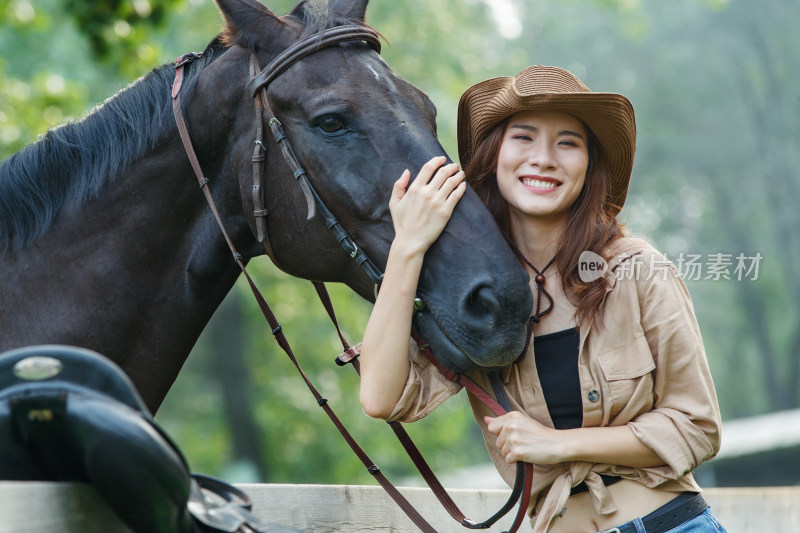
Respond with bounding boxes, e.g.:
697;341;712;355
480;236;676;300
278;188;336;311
485;412;565;465
484;412;665;468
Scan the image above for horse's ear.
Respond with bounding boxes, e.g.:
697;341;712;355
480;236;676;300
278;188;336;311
215;0;290;51
290;1;312;19
328;0;369;22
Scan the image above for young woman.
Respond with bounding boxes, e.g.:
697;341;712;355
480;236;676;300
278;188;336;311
359;66;725;533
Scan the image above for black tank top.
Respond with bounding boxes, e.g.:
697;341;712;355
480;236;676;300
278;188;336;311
533;327;582;430
535;327;623;494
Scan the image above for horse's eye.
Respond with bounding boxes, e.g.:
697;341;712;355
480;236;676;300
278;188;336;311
317;115;346;134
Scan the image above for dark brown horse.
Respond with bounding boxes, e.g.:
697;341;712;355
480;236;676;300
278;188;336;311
0;0;532;413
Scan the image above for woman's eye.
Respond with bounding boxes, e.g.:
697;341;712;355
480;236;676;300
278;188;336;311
317;115;347;134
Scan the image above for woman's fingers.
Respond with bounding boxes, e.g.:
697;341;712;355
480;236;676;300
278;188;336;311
390;169;411;205
409;156;448;189
398;156;465;211
428;169;465;217
483;413;566;465
442;171;467;204
427;161;461;189
409;156;462;197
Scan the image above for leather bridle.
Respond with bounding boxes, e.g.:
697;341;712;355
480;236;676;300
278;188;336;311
249;25;386;291
171;24;533;533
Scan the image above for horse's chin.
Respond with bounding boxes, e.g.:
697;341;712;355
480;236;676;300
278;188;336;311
412;313;525;374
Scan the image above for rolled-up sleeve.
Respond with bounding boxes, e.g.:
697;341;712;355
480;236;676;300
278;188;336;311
627;256;722;484
386;338;463;423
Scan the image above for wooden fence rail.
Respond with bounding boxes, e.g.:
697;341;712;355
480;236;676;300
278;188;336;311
1;483;797;532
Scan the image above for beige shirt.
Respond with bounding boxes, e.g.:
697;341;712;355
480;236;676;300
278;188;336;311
386;238;722;533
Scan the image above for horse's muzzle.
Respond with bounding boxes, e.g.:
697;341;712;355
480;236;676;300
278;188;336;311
413;272;532;374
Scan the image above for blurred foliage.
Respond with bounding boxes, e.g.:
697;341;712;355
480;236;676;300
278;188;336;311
2;0;798;487
60;0;174;60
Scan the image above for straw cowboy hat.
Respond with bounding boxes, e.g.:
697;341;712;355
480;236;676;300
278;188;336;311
457;65;636;214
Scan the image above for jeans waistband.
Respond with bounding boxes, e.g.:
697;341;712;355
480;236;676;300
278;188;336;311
601;492;709;533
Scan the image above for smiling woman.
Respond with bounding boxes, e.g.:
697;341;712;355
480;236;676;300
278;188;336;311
359;65;726;533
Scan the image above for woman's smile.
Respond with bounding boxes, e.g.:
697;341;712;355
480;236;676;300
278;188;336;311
519;175;562;193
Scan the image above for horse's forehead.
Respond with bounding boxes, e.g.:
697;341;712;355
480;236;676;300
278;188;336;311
267;46;429;120
359;56;384;83
349;54;398;91
273;53;413;107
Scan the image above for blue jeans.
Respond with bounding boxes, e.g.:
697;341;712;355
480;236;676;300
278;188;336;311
598;507;728;533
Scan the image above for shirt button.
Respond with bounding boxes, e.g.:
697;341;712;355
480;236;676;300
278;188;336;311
587;389;600;402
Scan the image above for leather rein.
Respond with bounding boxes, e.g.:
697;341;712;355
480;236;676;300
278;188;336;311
171;25;532;533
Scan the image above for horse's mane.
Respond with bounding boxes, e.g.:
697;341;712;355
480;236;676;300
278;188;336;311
0;2;366;253
292;2;361;38
0;38;226;252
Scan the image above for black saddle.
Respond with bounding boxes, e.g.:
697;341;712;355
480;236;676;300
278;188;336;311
0;345;302;533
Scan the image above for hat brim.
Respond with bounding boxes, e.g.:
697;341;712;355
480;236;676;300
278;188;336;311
457;74;636;215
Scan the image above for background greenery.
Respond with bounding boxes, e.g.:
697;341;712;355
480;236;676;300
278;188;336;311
2;0;797;486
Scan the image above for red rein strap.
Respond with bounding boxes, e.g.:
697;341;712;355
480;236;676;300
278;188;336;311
173;56;532;532
407;330;534;532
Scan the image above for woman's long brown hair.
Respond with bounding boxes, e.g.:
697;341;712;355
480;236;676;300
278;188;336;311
465;117;626;328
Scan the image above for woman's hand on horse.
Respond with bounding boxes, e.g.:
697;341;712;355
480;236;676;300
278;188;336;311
389;156;466;258
484;412;567;465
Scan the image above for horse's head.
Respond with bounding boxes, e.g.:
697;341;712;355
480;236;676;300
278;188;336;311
206;0;532;372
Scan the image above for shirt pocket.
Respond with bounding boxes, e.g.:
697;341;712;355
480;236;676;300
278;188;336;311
595;330;655;418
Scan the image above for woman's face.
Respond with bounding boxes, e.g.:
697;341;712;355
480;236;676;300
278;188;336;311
495;110;590;228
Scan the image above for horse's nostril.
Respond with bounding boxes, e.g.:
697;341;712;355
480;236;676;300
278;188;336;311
460;283;501;330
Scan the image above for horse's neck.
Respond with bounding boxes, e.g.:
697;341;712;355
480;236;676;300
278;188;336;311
0;135;248;412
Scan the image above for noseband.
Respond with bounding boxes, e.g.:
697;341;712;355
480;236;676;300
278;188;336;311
171;25;532;533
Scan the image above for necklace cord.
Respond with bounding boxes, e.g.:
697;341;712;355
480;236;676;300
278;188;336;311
508;241;556;323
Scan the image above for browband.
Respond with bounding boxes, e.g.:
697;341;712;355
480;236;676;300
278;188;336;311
247;25;381;96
